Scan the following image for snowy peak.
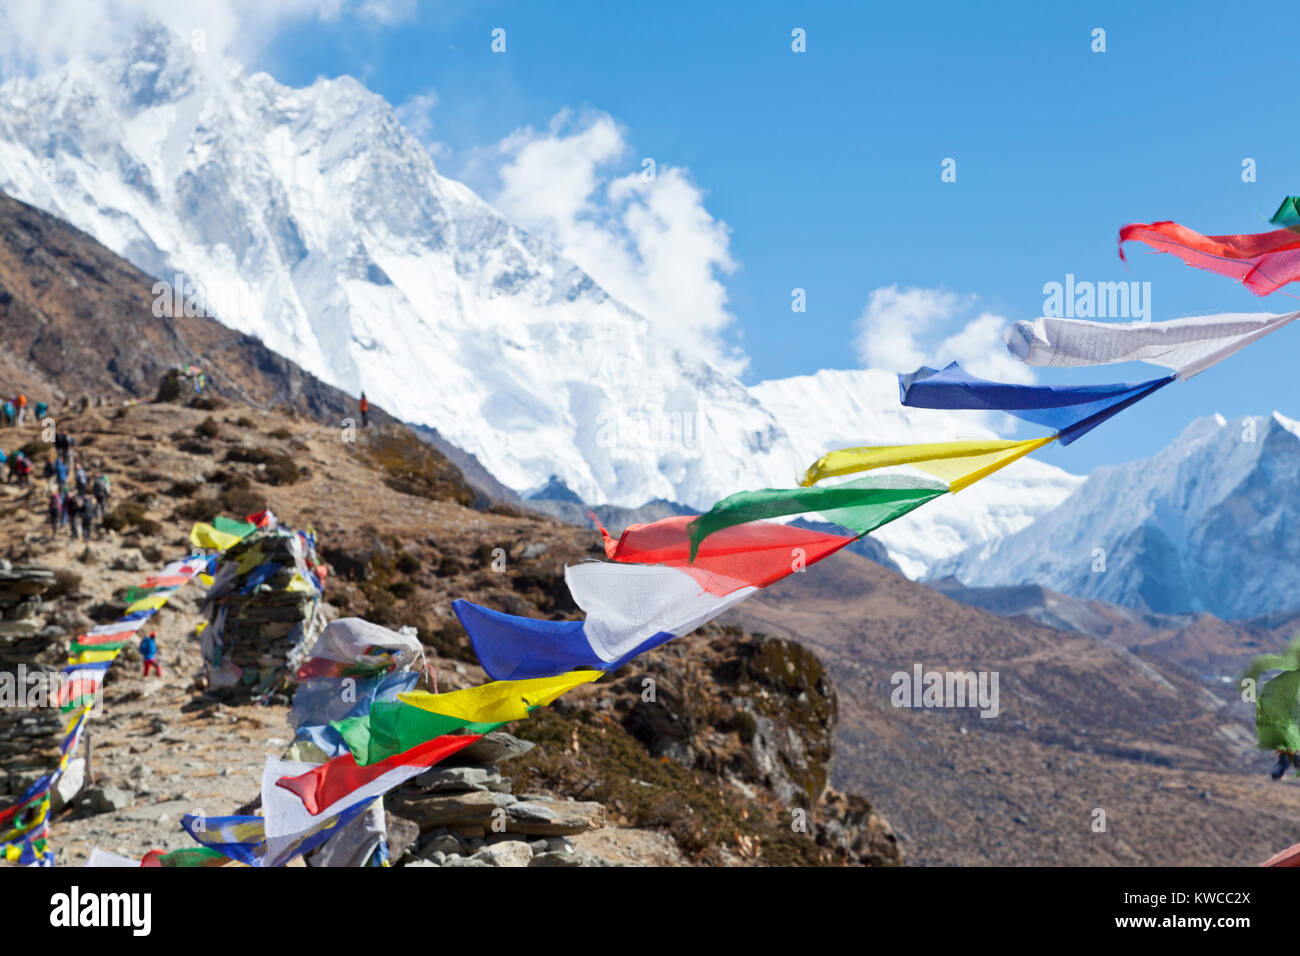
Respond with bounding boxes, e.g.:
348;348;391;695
933;412;1300;619
0;24;1080;577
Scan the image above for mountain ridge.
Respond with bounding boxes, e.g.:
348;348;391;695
0;21;1079;578
934;411;1300;619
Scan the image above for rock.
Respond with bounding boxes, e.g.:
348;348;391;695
441;856;491;868
444;731;535;767
411;766;500;792
424;832;466;856
390;789;602;836
471;841;533;867
507;801;558;824
424;850;447;865
404;858;439;867
815;788;903;866
51;757;85;812
385;812;421;860
81;784;132;814
388;790;516;830
530;851;591;867
128;764;153;792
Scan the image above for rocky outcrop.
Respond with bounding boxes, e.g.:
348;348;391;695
385;732;609;867
0;564;65;796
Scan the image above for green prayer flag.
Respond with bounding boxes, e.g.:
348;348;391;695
213;515;258;538
334;700;519;766
1270;196;1300;228
1258;670;1300;752
157;846;229;867
71;640;129;654
687;475;948;560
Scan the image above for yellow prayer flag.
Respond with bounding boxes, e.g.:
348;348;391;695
124;592;170;615
800;436;1055;493
399;670;601;723
189;522;243;552
68;648;120;666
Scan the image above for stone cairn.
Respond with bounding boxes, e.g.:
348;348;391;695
200;529;326;700
384;731;608;868
0;564;63;797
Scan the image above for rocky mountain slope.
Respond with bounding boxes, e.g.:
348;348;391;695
930;576;1300;687
0;21;1080;576
934;412;1300;619
0;398;899;866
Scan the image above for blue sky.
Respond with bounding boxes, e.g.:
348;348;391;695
47;0;1300;474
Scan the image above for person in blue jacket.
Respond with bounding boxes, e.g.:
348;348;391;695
140;631;161;678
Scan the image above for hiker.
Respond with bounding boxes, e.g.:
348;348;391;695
140;631;161;678
63;490;82;536
77;492;95;540
74;462;89;494
359;392;370;427
14;393;26;427
54;455;69;489
54;430;74;464
47;488;62;534
92;471;110;516
1;399;12;427
92;471;111;516
34;400;47;422
13;453;31;489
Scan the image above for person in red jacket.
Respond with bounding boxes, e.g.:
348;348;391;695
359;392;370;427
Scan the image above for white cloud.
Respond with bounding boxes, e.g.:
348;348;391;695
855;284;1033;384
491;111;744;373
396;88;439;144
357;0;417;25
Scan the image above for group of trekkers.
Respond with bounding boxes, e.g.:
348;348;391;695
0;397;114;539
0;393;48;428
41;434;110;540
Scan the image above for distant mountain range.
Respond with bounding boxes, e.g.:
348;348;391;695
933;412;1300;620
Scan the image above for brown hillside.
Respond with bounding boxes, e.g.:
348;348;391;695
733;551;1300;865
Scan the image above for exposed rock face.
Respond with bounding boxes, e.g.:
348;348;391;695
0;564;65;796
509;630;904;867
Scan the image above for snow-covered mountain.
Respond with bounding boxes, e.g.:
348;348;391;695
932;412;1300;619
0;22;1080;575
